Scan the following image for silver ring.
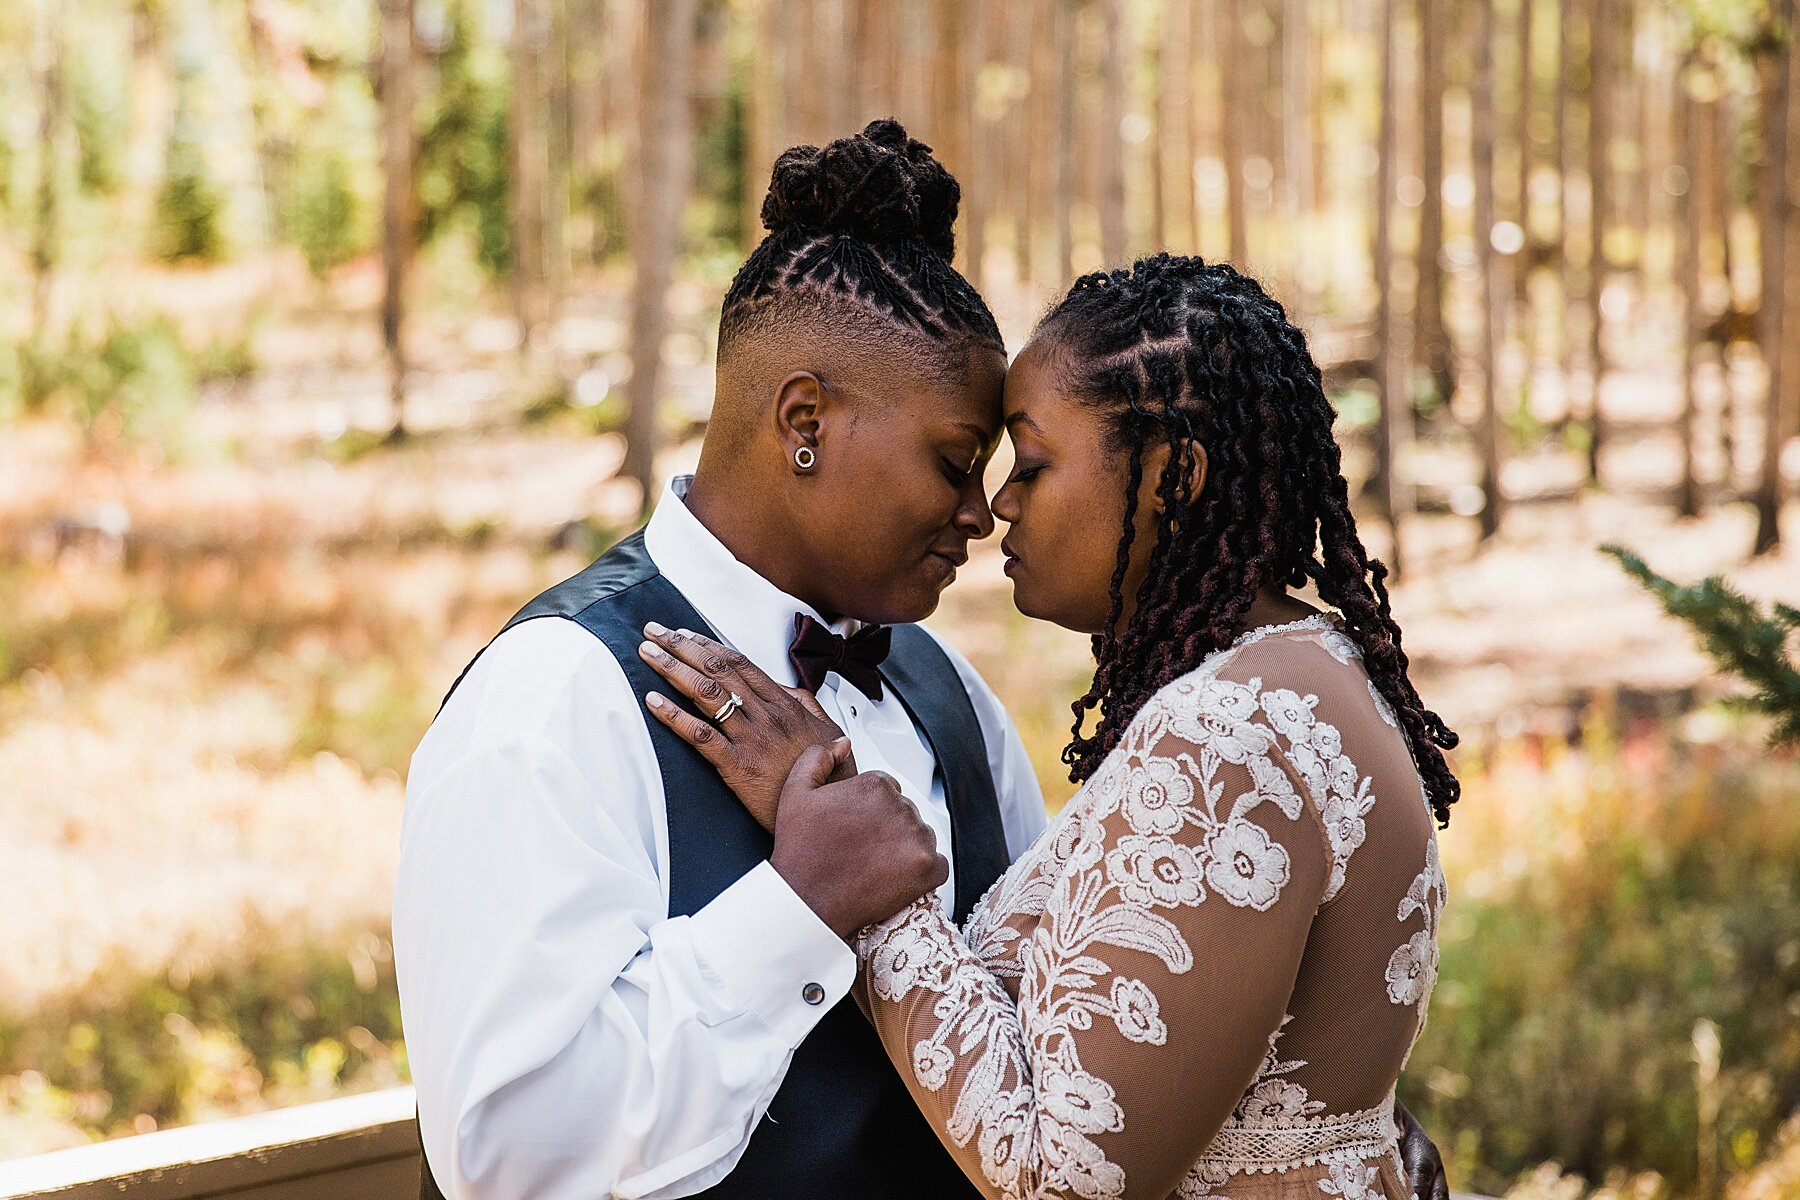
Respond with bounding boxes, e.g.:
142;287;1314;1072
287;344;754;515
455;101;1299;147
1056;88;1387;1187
794;446;816;470
712;692;744;723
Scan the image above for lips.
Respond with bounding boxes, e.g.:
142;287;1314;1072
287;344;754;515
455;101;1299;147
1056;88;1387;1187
1000;539;1029;582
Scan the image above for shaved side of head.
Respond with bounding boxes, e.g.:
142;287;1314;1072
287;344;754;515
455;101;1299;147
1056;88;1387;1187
710;288;974;453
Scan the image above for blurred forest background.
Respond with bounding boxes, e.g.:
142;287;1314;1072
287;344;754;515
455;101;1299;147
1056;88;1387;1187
2;1;1800;1198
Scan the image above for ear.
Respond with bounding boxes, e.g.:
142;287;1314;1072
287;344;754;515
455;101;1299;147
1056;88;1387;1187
1180;440;1209;504
1151;439;1209;515
772;371;829;474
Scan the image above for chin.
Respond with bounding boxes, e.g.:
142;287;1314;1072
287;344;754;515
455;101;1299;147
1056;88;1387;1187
851;581;942;626
1012;580;1103;636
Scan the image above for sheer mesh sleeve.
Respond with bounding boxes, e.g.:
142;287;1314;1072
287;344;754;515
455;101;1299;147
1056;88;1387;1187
853;672;1335;1200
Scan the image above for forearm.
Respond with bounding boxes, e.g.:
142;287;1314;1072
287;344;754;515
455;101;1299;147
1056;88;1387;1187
412;864;855;1199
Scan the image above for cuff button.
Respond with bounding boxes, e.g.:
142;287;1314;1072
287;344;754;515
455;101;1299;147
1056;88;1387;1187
802;982;826;1006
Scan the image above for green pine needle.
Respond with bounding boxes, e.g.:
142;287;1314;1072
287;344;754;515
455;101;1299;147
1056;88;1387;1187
1600;544;1800;746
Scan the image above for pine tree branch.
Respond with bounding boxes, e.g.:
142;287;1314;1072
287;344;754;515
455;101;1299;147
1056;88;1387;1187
1600;544;1800;745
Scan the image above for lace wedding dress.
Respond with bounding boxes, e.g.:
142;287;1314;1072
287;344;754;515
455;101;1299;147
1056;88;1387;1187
855;616;1445;1200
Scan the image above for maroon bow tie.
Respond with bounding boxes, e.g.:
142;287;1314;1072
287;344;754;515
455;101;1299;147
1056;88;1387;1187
788;613;892;699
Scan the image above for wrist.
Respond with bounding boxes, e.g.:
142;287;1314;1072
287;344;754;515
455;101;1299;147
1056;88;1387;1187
769;846;854;942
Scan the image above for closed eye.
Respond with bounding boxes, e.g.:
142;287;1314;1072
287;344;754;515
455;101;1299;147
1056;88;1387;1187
1009;463;1044;484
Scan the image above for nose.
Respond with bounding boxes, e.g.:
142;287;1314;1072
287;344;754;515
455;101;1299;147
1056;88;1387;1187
955;477;996;541
990;478;1019;526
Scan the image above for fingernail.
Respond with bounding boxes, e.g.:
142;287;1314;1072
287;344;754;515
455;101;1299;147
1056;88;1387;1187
645;621;668;636
676;628;695;638
646;692;665;708
639;640;664;659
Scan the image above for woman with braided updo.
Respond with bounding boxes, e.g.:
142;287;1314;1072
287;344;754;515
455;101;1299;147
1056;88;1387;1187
643;249;1456;1198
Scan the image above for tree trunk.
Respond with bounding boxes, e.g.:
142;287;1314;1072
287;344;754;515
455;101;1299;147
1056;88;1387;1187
744;0;778;245
1473;0;1505;540
1621;0;1647;276
1717;87;1739;478
379;0;415;440
1004;0;1033;279
1054;0;1075;283
510;0;550;351
1515;0;1536;311
1164;0;1195;251
932;0;977;275
859;0;891;119
1097;0;1127;265
1416;0;1453;403
1148;5;1167;252
1753;10;1794;555
1219;0;1249;265
965;0;996;286
1675;58;1700;518
1374;0;1409;572
1024;0;1054;283
1189;0;1209;254
820;0;852;135
28;0;64;393
1283;0;1313;315
1586;0;1610;482
624;0;699;516
1555;0;1576;407
796;0;824;143
545;0;570;310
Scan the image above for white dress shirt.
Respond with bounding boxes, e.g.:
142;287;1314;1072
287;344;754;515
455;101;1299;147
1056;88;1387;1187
393;476;1047;1200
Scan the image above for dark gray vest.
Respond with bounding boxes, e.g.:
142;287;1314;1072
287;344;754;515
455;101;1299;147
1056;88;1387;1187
417;530;1008;1199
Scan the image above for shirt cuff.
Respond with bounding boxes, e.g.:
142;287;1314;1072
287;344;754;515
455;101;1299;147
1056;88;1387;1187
686;861;858;1045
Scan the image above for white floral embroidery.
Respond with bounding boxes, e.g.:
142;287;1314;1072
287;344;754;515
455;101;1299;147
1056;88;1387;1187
1317;628;1363;666
979;1095;1030;1191
1109;977;1167;1044
1384;931;1435;1006
1204;819;1292;911
1041;1114;1126;1198
1040;1063;1126;1135
1243;1078;1324;1122
1386;837;1447;1016
857;617;1428;1200
869;912;938;1001
1106;834;1207;909
1367;680;1398;727
1317;1150;1384;1200
1176;1161;1233;1198
1122;756;1195;835
914;1039;954;1090
1053;810;1108;873
1261;688;1320;742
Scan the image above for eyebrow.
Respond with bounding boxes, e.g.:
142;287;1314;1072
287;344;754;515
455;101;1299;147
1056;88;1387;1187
948;420;1001;453
1004;411;1042;434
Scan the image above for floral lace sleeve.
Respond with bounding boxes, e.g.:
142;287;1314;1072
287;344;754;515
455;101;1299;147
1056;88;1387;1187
853;675;1336;1200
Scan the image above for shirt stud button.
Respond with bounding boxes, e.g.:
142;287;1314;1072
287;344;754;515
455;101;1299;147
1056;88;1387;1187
849;704;858;717
802;982;826;1006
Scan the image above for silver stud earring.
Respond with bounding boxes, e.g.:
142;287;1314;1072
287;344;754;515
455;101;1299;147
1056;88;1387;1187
794;446;817;470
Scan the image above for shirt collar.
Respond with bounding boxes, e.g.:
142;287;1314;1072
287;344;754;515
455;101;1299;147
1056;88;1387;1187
642;474;858;689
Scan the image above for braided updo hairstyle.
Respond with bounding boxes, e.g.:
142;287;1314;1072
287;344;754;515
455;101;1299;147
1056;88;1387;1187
1040;253;1460;826
720;119;1003;361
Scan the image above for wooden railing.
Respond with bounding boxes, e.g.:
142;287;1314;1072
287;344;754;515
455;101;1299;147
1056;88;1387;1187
0;1087;420;1200
0;1087;1497;1200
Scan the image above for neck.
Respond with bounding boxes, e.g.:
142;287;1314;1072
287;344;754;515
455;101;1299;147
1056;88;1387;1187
682;463;841;620
1114;583;1314;640
1241;584;1321;630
